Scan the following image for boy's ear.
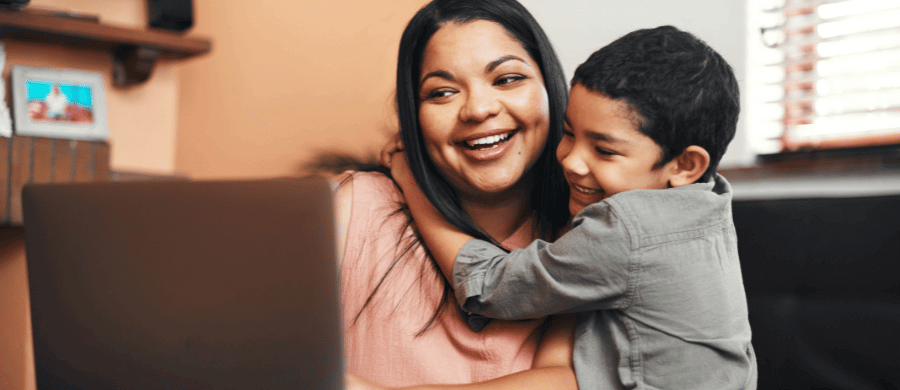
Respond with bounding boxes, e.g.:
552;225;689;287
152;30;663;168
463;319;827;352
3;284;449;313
666;145;710;187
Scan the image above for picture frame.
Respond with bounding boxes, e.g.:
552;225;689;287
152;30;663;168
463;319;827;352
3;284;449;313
10;66;108;141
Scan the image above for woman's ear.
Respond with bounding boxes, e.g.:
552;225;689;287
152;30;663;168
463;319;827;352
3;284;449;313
667;145;710;187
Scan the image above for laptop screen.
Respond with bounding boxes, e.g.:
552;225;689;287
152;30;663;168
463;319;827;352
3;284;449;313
23;177;344;390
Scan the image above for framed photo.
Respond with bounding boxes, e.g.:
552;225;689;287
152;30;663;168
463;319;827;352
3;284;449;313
10;66;108;141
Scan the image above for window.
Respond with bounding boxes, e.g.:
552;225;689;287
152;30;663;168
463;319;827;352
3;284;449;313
748;0;900;156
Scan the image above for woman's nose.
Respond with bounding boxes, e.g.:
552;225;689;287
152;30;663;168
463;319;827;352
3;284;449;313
459;88;501;123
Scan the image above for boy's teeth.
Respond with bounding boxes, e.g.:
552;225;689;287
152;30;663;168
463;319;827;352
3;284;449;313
574;184;599;194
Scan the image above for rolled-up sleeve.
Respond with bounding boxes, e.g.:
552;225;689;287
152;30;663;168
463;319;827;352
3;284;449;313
453;202;636;323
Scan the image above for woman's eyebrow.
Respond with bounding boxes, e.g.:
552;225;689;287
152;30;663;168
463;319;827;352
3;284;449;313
420;70;454;85
420;55;527;85
486;55;527;72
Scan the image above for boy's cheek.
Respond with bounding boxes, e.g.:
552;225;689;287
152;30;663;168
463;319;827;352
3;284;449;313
568;199;586;218
555;140;571;163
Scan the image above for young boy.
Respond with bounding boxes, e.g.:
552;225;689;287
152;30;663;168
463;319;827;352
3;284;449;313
391;26;757;389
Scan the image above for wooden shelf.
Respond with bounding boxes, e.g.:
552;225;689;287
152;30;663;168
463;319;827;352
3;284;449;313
0;9;212;86
2;135;111;226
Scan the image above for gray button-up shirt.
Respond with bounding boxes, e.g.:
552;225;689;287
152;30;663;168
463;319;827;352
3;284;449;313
455;175;757;390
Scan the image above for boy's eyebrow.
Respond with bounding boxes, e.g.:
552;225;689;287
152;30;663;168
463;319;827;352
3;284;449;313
587;131;629;144
486;55;527;73
565;115;630;144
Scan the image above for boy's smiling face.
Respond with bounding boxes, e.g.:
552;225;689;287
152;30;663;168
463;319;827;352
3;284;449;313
557;84;673;216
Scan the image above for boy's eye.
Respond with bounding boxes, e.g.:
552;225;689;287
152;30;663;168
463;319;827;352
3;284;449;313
595;147;615;156
495;75;525;86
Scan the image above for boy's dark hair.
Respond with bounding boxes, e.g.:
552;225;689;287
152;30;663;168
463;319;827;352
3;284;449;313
572;25;739;182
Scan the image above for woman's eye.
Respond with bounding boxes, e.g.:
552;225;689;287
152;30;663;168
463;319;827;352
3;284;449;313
495;75;525;86
425;89;454;100
563;129;574;137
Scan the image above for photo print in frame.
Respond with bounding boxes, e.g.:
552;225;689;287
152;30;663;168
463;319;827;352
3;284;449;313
11;66;108;141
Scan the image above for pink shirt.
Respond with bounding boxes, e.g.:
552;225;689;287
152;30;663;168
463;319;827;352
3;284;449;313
341;172;545;387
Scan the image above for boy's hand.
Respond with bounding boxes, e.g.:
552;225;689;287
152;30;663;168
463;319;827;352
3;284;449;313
346;374;389;390
379;132;403;169
388;151;474;285
389;151;416;195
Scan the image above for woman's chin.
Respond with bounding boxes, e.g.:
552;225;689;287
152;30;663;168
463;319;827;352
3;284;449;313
457;172;527;200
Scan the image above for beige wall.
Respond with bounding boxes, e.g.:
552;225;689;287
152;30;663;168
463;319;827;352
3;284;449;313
176;0;429;179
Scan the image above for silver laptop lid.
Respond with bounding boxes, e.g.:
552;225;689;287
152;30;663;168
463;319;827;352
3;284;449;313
23;177;344;390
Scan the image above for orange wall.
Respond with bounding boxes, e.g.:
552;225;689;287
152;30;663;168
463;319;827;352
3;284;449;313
2;2;177;389
0;229;31;390
176;0;429;179
4;0;430;177
1;2;428;389
2;0;182;174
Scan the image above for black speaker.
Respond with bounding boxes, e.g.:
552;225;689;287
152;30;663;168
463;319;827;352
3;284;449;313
148;0;193;32
0;0;29;9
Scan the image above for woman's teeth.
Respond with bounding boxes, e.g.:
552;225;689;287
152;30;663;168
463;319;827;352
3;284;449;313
465;131;513;150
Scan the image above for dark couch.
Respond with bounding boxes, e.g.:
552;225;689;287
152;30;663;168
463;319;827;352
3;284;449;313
732;195;900;389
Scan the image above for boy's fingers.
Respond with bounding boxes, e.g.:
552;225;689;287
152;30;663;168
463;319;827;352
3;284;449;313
379;149;393;169
390;152;412;186
345;374;385;390
378;134;404;168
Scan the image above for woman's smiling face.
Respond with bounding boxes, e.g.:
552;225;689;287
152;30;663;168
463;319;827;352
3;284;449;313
417;20;550;200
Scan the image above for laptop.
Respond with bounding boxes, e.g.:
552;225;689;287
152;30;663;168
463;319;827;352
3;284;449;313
22;177;344;390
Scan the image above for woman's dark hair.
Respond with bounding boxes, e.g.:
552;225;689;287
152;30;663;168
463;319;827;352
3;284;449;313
321;0;569;334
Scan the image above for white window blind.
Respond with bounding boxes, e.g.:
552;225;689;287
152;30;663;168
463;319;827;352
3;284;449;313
753;0;900;153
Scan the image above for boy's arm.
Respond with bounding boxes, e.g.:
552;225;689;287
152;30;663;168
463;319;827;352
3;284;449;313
346;315;578;390
389;152;475;282
331;172;353;269
392;152;631;321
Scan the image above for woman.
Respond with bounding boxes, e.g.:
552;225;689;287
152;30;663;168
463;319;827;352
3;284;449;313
332;0;574;388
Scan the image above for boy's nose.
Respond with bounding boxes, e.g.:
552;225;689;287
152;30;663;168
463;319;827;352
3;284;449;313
459;89;501;123
560;150;590;176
